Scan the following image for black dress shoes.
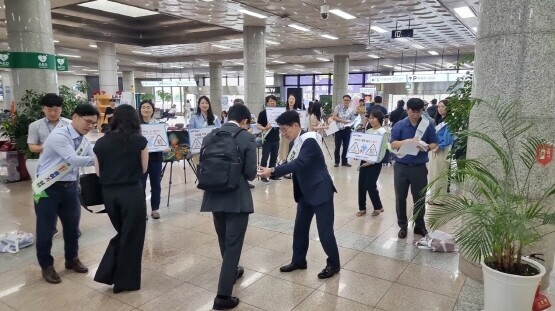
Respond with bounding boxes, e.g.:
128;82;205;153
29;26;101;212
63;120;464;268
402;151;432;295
65;258;89;273
342;163;352;167
279;262;307;272
414;227;428;237
398;228;408;239
317;266;340;279
42;266;61;284
213;296;240;310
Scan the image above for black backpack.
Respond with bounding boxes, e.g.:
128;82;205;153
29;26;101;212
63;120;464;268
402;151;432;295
197;128;245;192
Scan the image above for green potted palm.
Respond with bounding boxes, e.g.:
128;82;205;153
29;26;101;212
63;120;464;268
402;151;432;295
426;99;555;311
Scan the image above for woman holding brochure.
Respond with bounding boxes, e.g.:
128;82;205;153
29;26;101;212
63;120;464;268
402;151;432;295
309;102;329;134
139;100;164;219
356;110;390;217
428;99;454;205
94;104;148;293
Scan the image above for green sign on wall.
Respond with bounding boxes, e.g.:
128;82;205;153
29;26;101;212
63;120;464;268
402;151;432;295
0;51;69;71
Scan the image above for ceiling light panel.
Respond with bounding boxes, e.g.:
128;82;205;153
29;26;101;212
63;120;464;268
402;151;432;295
370;26;387;33
321;34;338;40
454;6;476;19
78;0;158;18
288;24;310;32
239;9;267;19
266;40;280;45
412;44;426;49
428;51;439;55
316;58;329;61
132;51;152;55
329;9;356;20
368;54;380;59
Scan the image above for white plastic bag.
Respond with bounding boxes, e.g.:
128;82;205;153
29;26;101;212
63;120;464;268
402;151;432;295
415;230;457;252
0;231;35;254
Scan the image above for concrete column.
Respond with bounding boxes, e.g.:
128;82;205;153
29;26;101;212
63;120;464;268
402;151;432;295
209;61;223;114
243;26;266;115
273;73;284;102
122;71;134;92
462;0;555;289
332;55;349;108
97;42;118;96
5;0;57;106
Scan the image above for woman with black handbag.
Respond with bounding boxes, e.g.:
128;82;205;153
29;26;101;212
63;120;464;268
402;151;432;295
93;104;149;294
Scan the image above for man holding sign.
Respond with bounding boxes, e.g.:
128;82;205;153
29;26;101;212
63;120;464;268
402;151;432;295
32;104;99;284
390;98;438;239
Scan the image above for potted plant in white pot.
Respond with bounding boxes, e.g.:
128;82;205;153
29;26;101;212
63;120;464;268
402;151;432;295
426;99;555;311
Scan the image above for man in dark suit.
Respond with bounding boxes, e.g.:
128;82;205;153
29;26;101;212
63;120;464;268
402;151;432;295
259;110;340;279
200;104;257;310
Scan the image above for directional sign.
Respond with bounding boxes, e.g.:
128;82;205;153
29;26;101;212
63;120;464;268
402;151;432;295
536;144;553;166
391;29;414;39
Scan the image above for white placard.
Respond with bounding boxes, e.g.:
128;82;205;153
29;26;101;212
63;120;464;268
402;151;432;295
119;91;134;107
297;110;308;130
188;127;214;154
266;107;286;127
141;80;197;87
141;124;169;153
324;122;339;136
346;132;384;162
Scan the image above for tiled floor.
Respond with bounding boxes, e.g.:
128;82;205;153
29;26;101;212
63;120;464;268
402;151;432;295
1;137;553;311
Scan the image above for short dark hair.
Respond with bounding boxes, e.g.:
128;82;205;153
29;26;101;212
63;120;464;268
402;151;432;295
342;95;351;100
359;99;365;104
41;93;63;107
74;104;100;118
431;98;438;105
397;100;405;109
233;98;244;106
265;95;277;104
109;98;116;102
276;110;300;126
406;98;425;111
374;96;382;104
228;104;251;123
368;109;385;126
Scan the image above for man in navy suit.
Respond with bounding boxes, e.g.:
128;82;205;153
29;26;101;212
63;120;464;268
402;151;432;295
258;111;340;279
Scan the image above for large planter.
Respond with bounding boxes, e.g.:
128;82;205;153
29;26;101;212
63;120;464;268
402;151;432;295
482;256;546;311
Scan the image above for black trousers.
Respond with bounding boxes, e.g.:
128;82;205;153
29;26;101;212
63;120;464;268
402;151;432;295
260;140;279;168
213;212;249;296
34;181;81;269
292;197;340;269
334;128;351;165
393;163;428;230
95;182;146;290
358;163;383;211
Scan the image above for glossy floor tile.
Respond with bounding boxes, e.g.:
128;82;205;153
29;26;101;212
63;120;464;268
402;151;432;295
1;149;553;311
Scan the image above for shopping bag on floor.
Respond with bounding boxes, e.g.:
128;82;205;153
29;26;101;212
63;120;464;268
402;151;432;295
0;231;35;254
415;230;457;252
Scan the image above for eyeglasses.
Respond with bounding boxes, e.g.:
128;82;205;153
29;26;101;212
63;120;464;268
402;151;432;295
80;116;97;126
343;99;351;102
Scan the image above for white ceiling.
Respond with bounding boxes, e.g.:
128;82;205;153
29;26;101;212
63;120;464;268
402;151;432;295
0;0;479;77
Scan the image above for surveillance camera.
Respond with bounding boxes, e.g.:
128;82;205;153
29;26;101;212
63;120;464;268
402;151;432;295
320;4;329;20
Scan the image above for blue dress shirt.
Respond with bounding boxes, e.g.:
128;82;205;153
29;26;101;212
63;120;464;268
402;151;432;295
390;118;438;164
36;124;94;181
188;113;221;129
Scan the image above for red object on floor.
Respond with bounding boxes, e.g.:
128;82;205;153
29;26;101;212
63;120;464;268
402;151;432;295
533;284;551;311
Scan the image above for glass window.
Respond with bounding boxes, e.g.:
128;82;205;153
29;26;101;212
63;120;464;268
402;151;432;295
299;75;313;85
265;76;274;86
315;74;330;85
285;75;298;85
227;77;238;86
347;84;363;94
172;87;182;108
314;85;330;99
222;77;227;86
348;73;363;84
238;77;244;86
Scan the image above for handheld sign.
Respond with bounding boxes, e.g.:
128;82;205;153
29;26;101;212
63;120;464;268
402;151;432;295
266;107;286;127
141;124;169;153
188;128;214;154
346;132;384;163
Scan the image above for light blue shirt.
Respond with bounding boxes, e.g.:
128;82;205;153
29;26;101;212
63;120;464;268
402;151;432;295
188;113;220;129
36;124;94;181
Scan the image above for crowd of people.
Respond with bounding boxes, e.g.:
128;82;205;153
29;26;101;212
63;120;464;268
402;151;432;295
26;92;454;310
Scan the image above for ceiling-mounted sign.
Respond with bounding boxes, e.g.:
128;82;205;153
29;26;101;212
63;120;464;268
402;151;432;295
392;29;414;39
265;86;281;94
141;80;197;87
0;51;69;71
368;73;467;84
